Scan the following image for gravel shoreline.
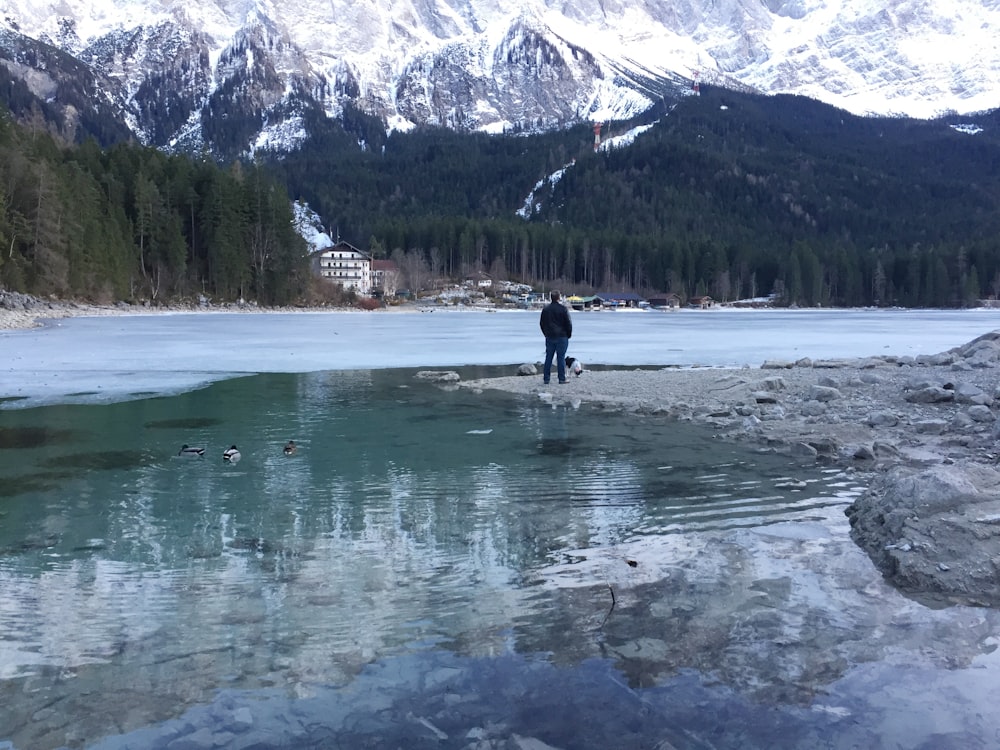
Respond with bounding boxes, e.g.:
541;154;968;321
457;332;1000;607
0;292;126;330
458;353;1000;470
0;292;298;331
0;291;413;331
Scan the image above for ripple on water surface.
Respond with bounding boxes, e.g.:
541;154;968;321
2;368;992;750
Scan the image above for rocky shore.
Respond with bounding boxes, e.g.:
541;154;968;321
0;290;369;331
458;331;1000;608
0;290;109;330
0;290;243;330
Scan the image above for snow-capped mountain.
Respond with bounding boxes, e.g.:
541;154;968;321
1;0;998;156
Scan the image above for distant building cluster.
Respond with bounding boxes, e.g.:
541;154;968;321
499;290;706;311
312;242;746;310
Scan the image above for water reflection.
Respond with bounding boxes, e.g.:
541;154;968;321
1;368;998;749
0;425;78;450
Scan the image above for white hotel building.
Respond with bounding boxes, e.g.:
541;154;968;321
312;241;372;295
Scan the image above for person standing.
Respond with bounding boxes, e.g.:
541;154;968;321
539;290;573;384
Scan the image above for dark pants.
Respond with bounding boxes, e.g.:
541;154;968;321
543;337;569;383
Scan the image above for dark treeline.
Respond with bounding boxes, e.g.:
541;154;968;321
0;108;309;304
269;92;1000;307
269;103;584;237
2;85;1000;307
529;89;1000;306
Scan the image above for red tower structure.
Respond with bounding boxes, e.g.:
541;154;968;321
593;122;602;152
692;71;700;96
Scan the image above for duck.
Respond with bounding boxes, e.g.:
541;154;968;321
178;444;205;457
283;440;297;456
223;445;241;463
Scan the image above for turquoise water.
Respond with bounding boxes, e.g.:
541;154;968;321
0;366;862;748
2;365;998;749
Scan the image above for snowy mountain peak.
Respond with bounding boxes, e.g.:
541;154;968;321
1;0;999;155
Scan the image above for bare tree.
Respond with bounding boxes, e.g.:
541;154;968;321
714;269;731;302
399;249;430;293
489;256;508;283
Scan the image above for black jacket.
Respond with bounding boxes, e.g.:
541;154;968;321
539;301;572;339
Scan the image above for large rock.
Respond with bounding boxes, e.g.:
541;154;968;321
954;382;993;406
915;352;955;366
866;411;899;427
809;385;842;402
968;405;995;423
904;386;954;403
846;463;1000;606
955;333;1000;367
758;376;786;391
0;290;41;310
414;370;460;383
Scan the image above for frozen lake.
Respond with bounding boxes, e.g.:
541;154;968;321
3;307;1000;408
2;309;1000;749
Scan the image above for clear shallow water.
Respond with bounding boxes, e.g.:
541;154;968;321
0;366;886;749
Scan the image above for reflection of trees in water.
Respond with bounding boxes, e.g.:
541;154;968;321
0;371;883;750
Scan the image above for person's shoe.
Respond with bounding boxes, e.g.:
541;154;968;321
558;379;567;384
543;380;550;385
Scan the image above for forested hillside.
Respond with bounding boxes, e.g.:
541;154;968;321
533;90;1000;306
2;88;999;308
0;110;308;304
270;92;1000;308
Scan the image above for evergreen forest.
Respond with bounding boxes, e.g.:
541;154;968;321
0;112;308;305
2;85;1000;308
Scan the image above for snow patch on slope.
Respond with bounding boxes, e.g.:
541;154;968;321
516;120;658;219
293;201;334;254
251;116;310;156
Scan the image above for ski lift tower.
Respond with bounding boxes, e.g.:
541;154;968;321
593;122;602;152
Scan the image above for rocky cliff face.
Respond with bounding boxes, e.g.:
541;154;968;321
1;1;998;156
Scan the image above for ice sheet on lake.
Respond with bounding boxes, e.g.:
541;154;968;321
2;308;999;408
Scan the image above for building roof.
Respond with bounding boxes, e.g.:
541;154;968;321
596;292;646;302
312;240;369;258
372;260;398;271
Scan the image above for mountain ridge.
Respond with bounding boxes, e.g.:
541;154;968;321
2;1;999;157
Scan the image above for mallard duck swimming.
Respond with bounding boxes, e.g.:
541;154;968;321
178;444;205;457
283;440;297;455
223;445;241;463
